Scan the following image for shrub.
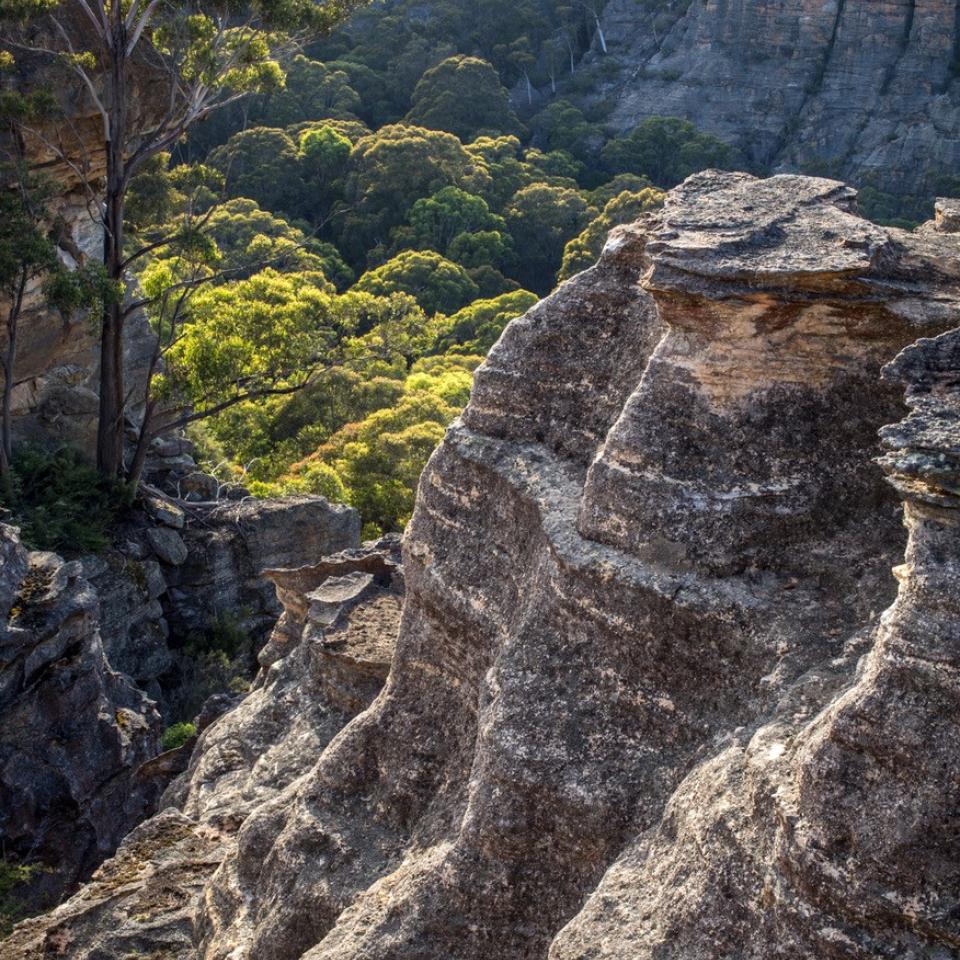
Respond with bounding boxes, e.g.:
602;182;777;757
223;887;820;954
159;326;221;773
161;722;197;751
0;859;43;938
1;446;124;553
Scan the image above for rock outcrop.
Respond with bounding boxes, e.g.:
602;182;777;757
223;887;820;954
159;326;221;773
4;537;402;958
164;496;363;649
590;0;960;201
8;172;960;959
0;525;161;917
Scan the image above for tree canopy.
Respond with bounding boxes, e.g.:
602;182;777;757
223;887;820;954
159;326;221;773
406;56;521;141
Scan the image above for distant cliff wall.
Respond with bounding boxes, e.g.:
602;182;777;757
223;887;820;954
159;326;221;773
591;0;960;198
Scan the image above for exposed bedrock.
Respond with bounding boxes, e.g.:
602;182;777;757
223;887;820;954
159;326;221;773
4;537;402;958
0;525;162;915
592;0;960;199
9;171;959;959
186;173;960;960
551;318;960;960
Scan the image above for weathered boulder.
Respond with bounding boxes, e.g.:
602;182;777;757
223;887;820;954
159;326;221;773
0;526;162;918
145;526;190;567
4;537;403;958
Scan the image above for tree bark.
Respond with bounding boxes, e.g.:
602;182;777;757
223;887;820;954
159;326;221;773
126;397;154;491
1;271;26;489
96;16;130;478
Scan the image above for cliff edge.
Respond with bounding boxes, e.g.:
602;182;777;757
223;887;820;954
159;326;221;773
9;172;960;959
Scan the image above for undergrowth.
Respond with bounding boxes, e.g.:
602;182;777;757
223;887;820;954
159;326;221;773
0;446;126;554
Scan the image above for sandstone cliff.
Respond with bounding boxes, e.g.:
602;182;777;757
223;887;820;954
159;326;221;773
7;172;960;959
0;525;162;917
592;0;960;201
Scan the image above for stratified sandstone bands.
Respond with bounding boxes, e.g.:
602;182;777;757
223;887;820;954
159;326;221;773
592;0;960;199
9;173;960;959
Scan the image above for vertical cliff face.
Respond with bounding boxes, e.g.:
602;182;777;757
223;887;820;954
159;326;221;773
592;0;960;198
551;278;960;960
187;174;959;960
1;39;162;454
5;173;959;960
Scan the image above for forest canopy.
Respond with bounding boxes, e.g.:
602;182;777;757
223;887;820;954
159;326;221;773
4;0;758;536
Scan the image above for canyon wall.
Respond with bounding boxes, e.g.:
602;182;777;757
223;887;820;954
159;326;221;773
8;172;959;959
592;0;960;199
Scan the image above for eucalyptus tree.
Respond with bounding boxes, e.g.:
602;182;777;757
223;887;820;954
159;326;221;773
0;0;364;477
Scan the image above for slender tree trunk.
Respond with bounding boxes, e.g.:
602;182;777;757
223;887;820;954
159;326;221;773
595;16;608;54
126;397;154;492
96;23;130;478
1;273;26;492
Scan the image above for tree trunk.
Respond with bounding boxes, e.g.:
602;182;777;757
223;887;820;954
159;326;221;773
595;16;608;54
126;398;154;492
96;24;130;478
1;272;26;491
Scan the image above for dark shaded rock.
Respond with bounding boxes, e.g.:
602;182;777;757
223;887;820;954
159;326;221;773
0;526;162;916
162;495;361;647
5;538;402;958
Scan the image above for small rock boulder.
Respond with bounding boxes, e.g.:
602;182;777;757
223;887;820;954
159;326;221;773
146;526;189;566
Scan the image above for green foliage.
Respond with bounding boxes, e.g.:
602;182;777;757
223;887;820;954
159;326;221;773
504;182;596;293
43;0;797;542
310;354;483;533
173;610;254;721
260;55;362;125
338;123;489;262
403;186;509;264
559;187;665;281
209;127;305;216
0;184;59;301
0;447;124;553
602;116;733;188
589;173;655;207
355;250;479;315
406;56;520;141
856;184;929;229
434;289;538;354
161;722;197;751
529;99;603;167
159;268;346;413
0;858;43;938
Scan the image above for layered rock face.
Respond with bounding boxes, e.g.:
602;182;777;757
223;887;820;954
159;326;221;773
592;0;960;198
1;32;164;453
4;537;402;959
9;172;960;959
552;285;960;960
0;525;161;914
